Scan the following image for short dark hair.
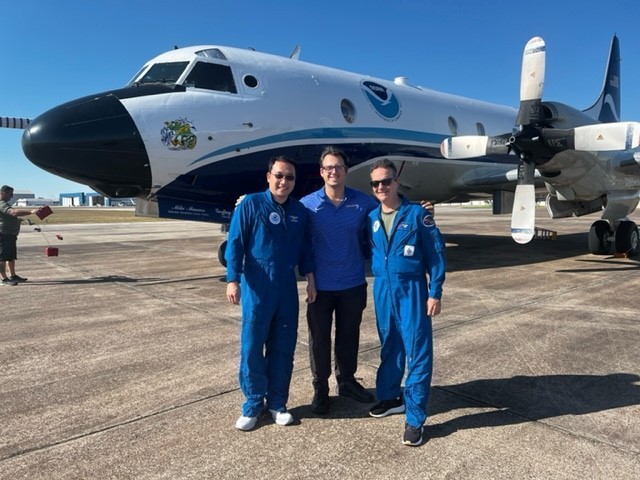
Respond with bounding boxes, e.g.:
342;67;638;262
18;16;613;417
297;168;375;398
0;185;14;194
268;155;297;172
319;146;348;168
369;159;398;176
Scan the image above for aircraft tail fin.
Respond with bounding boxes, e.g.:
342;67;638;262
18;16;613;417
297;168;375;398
0;117;32;129
583;35;621;123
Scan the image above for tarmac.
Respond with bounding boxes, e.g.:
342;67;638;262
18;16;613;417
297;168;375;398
1;206;639;479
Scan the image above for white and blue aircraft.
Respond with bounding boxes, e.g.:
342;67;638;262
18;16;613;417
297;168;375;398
4;34;640;261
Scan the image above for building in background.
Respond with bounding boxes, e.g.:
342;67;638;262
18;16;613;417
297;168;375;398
12;190;56;207
14;197;55;207
59;192;85;206
58;192;136;207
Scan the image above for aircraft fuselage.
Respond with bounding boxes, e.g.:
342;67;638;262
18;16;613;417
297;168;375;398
22;45;518;223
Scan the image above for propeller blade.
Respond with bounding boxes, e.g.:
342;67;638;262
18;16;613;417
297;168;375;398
520;37;546;102
440;136;488;159
511;162;536;244
0;117;32;129
440;135;511;159
573;122;640;151
516;37;546;126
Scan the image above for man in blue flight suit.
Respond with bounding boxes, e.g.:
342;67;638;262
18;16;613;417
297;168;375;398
225;155;316;431
366;159;446;446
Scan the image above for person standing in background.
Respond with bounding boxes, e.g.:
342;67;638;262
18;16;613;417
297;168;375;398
0;185;40;286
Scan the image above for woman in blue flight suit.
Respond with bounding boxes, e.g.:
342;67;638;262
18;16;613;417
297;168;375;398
225;156;315;431
367;159;446;446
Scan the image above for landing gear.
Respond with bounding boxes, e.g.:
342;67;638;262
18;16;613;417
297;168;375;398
588;220;612;255
588;219;638;255
615;220;639;255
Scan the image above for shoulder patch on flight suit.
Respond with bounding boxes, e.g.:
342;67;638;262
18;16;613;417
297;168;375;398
422;215;435;227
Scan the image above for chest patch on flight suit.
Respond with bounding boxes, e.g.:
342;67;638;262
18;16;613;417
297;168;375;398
404;245;415;256
269;212;281;224
288;215;299;223
373;220;381;233
397;222;410;230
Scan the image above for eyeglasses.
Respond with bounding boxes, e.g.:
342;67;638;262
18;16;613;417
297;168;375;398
370;177;396;188
321;164;345;172
272;172;296;181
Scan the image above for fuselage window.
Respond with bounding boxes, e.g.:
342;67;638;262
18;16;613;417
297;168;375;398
448;116;458;136
476;122;486;135
243;75;259;88
136;62;189;84
341;99;356;123
184;62;238;93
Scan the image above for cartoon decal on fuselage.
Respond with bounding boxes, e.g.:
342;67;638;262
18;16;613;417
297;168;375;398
161;118;197;150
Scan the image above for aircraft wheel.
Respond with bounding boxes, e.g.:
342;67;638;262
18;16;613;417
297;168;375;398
614;221;639;255
218;240;228;267
588;220;612;255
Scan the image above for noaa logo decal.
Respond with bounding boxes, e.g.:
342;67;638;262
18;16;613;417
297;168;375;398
269;212;281;225
161;117;197;150
361;81;401;121
373;220;381;233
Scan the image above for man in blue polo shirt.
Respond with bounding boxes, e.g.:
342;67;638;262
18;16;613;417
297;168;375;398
300;147;378;413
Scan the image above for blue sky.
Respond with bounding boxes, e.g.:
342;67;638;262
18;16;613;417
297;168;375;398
1;0;639;198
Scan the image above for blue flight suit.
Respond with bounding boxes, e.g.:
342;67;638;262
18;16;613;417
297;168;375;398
368;196;446;428
225;189;313;417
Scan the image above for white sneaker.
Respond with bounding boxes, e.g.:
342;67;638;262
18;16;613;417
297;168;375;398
269;409;294;426
235;415;257;431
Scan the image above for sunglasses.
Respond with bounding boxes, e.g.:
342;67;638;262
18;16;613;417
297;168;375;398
272;173;296;181
370;177;396;188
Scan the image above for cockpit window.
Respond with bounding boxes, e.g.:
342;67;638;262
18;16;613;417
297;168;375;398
136;62;189;84
195;48;227;60
183;62;237;93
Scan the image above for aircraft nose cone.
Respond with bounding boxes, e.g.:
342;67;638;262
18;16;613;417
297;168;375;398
22;92;151;197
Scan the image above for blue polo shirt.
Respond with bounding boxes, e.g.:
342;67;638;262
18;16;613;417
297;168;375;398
301;186;378;291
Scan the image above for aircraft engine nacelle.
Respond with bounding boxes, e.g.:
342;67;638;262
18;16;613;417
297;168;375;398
541;102;601;129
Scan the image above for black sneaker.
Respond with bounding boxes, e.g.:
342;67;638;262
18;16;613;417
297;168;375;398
1;278;17;286
311;392;330;414
369;397;405;417
9;275;27;283
403;423;424;446
338;380;374;403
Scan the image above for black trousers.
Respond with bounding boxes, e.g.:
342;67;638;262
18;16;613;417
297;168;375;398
306;283;368;393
